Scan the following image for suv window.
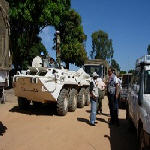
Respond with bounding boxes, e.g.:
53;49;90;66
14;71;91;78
132;70;140;86
144;70;150;94
84;65;102;77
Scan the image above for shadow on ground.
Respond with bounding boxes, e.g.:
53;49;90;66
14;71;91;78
86;110;91;113
0;122;7;136
9;103;57;116
104;119;138;150
96;117;108;124
77;116;109;125
77;117;91;125
86;110;110;117
101;112;110;117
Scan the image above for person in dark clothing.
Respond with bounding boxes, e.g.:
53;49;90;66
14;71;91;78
107;68;119;126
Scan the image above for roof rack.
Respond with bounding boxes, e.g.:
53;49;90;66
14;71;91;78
136;55;150;67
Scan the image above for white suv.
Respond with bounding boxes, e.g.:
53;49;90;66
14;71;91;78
126;55;150;150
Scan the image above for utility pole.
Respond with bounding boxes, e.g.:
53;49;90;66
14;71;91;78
56;31;61;68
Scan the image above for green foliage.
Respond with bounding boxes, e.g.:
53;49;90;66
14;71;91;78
128;69;135;74
57;9;87;68
7;0;86;70
91;30;114;60
147;44;150;55
120;70;127;75
111;59;120;71
7;0;71;70
29;42;47;62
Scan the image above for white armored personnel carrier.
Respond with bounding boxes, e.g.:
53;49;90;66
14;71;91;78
13;56;91;116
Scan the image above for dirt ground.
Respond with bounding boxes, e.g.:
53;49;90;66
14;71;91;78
0;89;138;150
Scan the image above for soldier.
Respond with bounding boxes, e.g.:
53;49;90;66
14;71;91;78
107;68;119;126
48;58;58;68
89;72;99;126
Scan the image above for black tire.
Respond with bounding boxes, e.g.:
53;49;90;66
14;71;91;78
57;88;69;116
85;87;90;106
68;88;77;112
18;97;30;109
0;90;5;104
77;88;85;108
33;101;41;108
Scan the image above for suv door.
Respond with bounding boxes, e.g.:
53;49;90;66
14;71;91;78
129;84;138;123
128;70;140;125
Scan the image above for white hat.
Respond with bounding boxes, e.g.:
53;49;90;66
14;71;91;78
92;72;99;77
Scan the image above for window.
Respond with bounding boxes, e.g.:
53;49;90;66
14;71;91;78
144;70;150;94
131;70;141;84
84;65;102;77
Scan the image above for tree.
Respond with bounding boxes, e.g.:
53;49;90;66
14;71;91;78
91;30;114;61
120;71;127;75
57;9;87;69
147;44;150;55
111;59;120;71
8;0;87;70
128;69;135;74
7;0;71;70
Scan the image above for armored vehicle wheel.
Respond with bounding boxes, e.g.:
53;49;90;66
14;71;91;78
18;97;30;109
33;101;41;108
0;89;5;104
68;88;77;112
77;88;86;108
85;87;90;106
57;88;69;116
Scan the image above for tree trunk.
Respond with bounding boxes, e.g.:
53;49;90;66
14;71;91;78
66;62;69;69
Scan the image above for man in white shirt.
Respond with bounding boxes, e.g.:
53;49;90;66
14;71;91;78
107;68;119;126
89;72;99;126
117;77;122;90
97;78;106;114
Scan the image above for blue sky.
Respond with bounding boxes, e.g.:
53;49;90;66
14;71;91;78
39;0;150;71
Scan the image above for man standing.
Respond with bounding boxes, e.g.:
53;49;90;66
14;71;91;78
48;58;56;68
107;68;119;126
48;58;58;68
89;72;99;126
97;77;105;114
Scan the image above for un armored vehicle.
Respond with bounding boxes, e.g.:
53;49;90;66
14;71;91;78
126;55;150;150
13;56;91;116
84;59;109;79
83;59;109;96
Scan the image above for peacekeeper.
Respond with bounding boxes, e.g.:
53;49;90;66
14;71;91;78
48;58;58;68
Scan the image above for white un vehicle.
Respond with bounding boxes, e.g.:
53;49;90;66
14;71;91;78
126;55;150;150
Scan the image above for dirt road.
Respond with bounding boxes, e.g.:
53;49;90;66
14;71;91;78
0;89;137;150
